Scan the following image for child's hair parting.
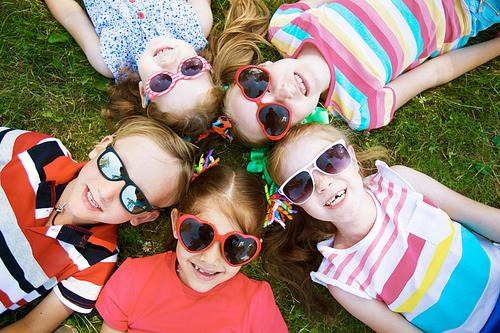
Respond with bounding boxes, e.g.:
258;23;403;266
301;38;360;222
111;116;197;206
260;122;388;319
103;0;272;143
165;164;267;251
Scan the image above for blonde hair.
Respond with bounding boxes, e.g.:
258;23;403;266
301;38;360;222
268;122;388;185
112;116;196;206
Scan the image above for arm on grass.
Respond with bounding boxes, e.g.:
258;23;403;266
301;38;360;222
44;0;113;78
0;290;73;333
299;0;335;8
387;36;500;110
100;322;126;333
328;285;423;333
391;165;500;242
188;0;213;38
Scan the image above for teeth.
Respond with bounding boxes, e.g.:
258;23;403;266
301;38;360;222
154;47;172;57
295;74;307;95
193;264;217;275
87;190;101;209
326;189;346;206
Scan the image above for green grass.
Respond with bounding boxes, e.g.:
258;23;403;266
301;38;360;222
1;0;499;332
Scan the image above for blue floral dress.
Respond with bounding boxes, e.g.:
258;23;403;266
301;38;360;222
84;0;208;78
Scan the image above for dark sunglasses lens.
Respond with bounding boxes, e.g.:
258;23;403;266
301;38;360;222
180;58;204;76
224;235;258;265
150;73;173;93
317;144;351;174
99;151;125;180
180;218;214;252
121;185;148;213
258;104;290;137
283;171;313;203
238;67;269;99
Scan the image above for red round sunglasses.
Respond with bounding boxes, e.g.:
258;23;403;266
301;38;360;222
235;65;291;140
145;56;211;101
176;213;261;267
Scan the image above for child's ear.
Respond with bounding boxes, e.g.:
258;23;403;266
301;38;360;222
170;208;180;239
348;145;359;172
130;210;160;226
89;136;114;159
138;82;148;109
259;60;274;67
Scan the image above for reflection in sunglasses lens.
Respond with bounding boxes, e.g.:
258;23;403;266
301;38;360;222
317;145;351;174
224;235;257;265
258;104;289;136
284;171;314;204
122;185;145;213
181;58;203;76
180;219;214;252
238;68;269;99
150;73;173;92
99;152;124;180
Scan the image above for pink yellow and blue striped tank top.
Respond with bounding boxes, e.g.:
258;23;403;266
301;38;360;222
268;0;472;131
311;161;500;332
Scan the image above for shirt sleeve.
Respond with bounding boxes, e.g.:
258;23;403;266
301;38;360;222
249;282;289;332
96;258;135;331
268;2;310;42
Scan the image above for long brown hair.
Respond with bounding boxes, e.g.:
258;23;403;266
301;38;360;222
165;164;267;251
261;123;387;318
103;0;271;141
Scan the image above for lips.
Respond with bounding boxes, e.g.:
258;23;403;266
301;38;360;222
325;189;346;207
154;47;173;57
85;188;102;211
294;73;307;96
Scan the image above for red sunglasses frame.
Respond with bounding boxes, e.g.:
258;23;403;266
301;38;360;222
176;213;261;267
145;56;212;101
235;65;291;141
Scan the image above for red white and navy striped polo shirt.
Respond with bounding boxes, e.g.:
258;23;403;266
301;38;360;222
0;128;119;314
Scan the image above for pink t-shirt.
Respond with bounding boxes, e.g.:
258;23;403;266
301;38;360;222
96;251;288;332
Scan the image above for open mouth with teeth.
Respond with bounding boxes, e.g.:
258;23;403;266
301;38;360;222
192;263;220;277
87;190;101;210
154;47;173;57
325;189;346;206
294;73;307;96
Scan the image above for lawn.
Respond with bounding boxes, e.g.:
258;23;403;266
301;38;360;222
0;0;499;332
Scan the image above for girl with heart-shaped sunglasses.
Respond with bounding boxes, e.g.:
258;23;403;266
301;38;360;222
96;164;288;332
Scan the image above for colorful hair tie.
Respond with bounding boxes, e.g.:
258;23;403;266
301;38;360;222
191;149;220;182
188;116;233;144
263;184;297;229
299;106;330;125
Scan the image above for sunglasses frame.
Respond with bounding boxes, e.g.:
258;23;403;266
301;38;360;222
176;213;261;267
278;139;352;205
145;56;212;101
97;145;154;214
235;65;291;141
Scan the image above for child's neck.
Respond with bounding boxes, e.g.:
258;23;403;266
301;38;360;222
332;190;377;249
45;179;76;226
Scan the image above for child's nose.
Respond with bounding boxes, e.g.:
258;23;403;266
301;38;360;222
313;171;332;192
273;84;294;103
99;181;124;204
160;57;178;71
199;242;222;266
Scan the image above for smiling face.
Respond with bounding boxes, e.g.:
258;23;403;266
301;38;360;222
279;133;370;225
225;58;330;145
171;208;244;293
138;36;213;116
64;135;181;226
